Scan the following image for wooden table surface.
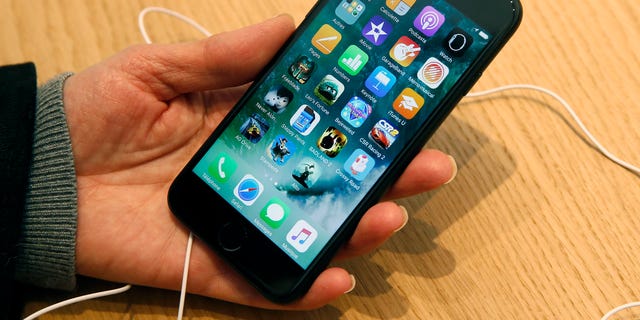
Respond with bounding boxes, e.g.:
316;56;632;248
3;0;639;319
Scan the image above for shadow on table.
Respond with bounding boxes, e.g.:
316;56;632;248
332;113;519;318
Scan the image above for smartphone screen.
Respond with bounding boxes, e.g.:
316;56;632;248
194;0;491;268
171;0;521;302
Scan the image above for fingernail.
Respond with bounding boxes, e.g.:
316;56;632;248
394;205;409;233
444;155;458;185
345;274;357;294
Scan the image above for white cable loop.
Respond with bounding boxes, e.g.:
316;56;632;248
138;6;212;44
465;84;639;175
138;8;200;320
600;301;640;320
23;285;132;320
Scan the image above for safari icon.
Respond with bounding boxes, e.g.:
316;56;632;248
260;198;290;229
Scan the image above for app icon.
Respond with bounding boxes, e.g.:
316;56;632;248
390;36;421;67
208;152;238;183
344;149;376;181
263;85;293;114
444;27;474;57
338;45;369;76
290;105;321;136
335;0;366;25
292;158;321;189
393;88;425;120
362;16;393;46
260;198;289;229
414;6;445;37
312;24;342;54
341;96;372;128
288;55;316;84
268;135;297;166
234;175;264;206
386;0;416;16
369;119;400;149
317;127;348;158
240;113;270;143
417;57;449;89
286;220;318;253
365;66;397;97
314;75;345;106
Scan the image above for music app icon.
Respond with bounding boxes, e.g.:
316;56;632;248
286;220;318;253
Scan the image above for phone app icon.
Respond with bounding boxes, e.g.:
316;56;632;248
312;24;342;55
370;119;399;149
344;149;376;181
314;75;345;106
338;45;368;76
393;88;425;120
414;6;445;37
335;0;366;25
444;27;474;57
288;55;316;84
386;0;416;16
390;36;421;67
290;105;321;136
268;135;297;166
365;66;397;97
317;127;348;158
208;152;238;183
260;198;289;229
234;175;264;206
417;57;449;89
263;84;293;114
240;113;270;143
341;96;372;128
286;220;318;253
362;16;393;46
292;158;321;189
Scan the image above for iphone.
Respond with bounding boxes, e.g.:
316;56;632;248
169;0;522;303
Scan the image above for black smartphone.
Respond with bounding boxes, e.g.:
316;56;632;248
169;0;522;303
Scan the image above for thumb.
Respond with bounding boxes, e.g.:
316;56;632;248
121;14;296;101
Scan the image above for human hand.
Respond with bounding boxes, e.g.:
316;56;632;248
63;15;457;310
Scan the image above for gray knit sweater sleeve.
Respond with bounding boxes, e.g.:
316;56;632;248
15;73;78;291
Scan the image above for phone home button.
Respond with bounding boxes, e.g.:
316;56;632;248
217;222;247;252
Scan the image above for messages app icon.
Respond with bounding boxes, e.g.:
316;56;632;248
260;198;290;229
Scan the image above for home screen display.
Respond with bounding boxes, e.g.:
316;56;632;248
193;0;490;268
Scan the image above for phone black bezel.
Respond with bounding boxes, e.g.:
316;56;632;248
168;0;522;303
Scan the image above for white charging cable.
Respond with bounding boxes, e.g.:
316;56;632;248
22;284;132;320
23;6;639;320
465;84;639;175
177;232;194;320
23;232;192;320
138;6;212;43
138;8;199;319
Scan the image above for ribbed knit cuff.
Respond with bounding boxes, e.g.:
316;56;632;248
15;72;78;291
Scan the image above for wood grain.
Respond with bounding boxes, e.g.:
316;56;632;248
2;0;638;319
